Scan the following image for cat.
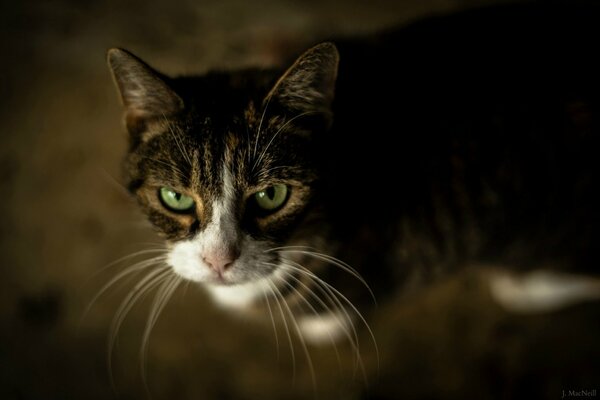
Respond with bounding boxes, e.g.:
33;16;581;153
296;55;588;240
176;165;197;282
106;2;600;348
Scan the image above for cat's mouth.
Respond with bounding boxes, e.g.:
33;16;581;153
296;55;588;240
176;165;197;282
202;262;296;309
206;274;237;286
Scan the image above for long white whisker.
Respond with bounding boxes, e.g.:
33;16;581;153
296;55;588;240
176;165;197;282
182;278;192;299
273;267;344;372
268;246;363;280
140;275;181;395
83;255;168;321
265;278;296;382
269;254;361;345
279;258;361;353
261;286;280;360
86;249;168;282
107;267;171;390
273;261;367;380
282;260;380;374
108;267;170;349
273;248;376;304
268;277;317;394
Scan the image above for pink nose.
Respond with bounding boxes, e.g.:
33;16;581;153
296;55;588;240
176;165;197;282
202;249;239;275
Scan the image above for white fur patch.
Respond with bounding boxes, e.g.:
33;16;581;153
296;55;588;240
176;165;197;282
167;162;283;309
298;312;351;345
167;165;238;283
488;270;600;313
205;266;288;309
167;239;212;282
200;166;238;260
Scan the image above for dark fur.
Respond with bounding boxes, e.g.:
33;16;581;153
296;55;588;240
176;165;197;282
110;2;600;311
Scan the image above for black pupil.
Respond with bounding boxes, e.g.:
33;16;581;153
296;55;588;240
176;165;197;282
265;186;276;200
173;192;182;201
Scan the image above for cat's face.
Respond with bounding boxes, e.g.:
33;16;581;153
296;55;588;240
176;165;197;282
108;44;338;307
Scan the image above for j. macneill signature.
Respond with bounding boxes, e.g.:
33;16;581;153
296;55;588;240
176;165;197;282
562;389;597;399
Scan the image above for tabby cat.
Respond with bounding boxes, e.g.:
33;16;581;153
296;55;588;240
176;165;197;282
107;2;600;347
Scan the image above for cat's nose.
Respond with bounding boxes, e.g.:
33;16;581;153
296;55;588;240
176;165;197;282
202;249;240;275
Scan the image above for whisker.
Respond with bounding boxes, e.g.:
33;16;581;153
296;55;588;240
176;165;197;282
89;249;168;279
257;165;295;177
272;248;376;304
279;257;362;352
252;95;274;166
129;242;170;249
272;267;344;372
181;278;193;299
140;275;181;395
98;167;130;199
176;124;195;167
267;254;362;348
82;254;168;321
261;286;280;360
268;277;317;394
281;260;380;374
164;116;192;167
245;123;252;164
271;261;367;380
107;267;171;390
80;249;166;324
141;156;188;181
252;111;316;173
265;278;296;382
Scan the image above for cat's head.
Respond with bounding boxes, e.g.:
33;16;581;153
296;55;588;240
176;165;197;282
107;43;339;307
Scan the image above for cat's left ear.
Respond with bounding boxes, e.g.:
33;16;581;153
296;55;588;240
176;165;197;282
266;42;339;122
107;48;184;136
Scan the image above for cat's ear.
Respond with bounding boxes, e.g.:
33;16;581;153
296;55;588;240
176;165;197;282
267;42;339;120
107;48;183;135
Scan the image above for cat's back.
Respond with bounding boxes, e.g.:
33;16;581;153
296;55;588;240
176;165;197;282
322;2;600;276
332;1;600;140
336;2;599;89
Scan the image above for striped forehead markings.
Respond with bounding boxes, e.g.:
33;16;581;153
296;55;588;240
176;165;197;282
190;149;202;191
204;162;237;239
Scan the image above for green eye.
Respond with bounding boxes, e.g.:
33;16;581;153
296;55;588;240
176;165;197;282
254;184;288;212
159;187;195;212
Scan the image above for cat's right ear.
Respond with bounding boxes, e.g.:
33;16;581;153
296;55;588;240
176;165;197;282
107;48;183;136
266;42;339;125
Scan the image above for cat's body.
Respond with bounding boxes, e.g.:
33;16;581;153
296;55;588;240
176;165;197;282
321;3;600;297
108;2;600;344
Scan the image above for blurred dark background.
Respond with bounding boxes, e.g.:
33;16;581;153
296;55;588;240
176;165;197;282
1;0;599;399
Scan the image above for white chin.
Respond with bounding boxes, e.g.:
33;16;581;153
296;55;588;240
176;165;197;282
204;279;269;309
204;267;288;309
